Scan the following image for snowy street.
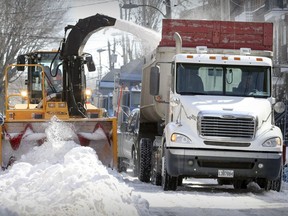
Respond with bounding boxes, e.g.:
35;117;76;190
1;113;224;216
0;120;287;216
123;172;288;216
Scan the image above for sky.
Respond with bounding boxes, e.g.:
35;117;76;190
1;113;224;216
67;0;122;69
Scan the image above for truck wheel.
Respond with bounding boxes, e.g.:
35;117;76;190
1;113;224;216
177;176;183;186
270;166;283;192
118;157;127;172
131;149;138;177
233;180;247;190
162;156;177;191
138;138;152;182
260;166;283;192
151;151;162;186
151;171;162;186
217;178;232;185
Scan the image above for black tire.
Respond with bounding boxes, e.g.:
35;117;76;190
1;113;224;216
118;157;127;172
152;171;162;186
138;138;152;182
162;156;177;191
218;178;232;186
283;164;288;182
177;176;183;186
151;150;162;186
233;180;247;190
261;166;283;192
131;149;138;177
270;166;283;192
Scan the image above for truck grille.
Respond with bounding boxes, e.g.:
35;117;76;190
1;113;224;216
199;115;256;139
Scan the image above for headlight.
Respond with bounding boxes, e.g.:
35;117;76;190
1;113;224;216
85;88;92;98
20;90;28;98
171;133;192;144
262;137;282;147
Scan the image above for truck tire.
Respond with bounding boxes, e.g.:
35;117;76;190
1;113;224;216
117;157;127;172
259;166;283;192
151;170;162;186
233;179;247;190
162;156;177;191
131;149;138;177
269;166;283;192
177;176;184;186
151;150;162;186
138;138;152;182
217;178;233;186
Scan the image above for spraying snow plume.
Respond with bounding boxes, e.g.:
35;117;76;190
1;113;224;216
114;19;161;49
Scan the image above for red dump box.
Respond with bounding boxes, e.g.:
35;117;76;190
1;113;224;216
159;19;273;51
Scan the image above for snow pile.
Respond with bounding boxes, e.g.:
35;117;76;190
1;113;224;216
0;118;150;216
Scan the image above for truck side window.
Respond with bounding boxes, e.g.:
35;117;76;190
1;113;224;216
176;64;204;94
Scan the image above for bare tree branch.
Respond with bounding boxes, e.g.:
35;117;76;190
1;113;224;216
0;0;68;111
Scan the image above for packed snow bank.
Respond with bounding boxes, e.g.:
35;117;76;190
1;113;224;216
0;118;150;216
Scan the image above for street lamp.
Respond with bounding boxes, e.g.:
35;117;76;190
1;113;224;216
96;48;106;107
97;48;106;80
121;3;167;18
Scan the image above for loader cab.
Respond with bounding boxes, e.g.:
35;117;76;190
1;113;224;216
17;51;63;104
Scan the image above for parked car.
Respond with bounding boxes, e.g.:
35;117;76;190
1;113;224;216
117;108;140;174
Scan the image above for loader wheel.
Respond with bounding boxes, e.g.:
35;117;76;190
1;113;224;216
162;156;177;191
138;138;152;183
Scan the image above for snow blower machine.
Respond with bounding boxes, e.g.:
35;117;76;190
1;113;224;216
0;14;118;169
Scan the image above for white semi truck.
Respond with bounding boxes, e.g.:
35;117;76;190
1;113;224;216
132;19;285;191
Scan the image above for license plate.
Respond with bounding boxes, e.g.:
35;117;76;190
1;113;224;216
218;170;234;178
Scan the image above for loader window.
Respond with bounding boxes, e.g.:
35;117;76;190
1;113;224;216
39;53;63;93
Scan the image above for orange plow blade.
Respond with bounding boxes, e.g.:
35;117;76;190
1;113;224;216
1;117;118;169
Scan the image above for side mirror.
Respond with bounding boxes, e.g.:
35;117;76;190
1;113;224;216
86;56;96;72
16;55;25;71
274;101;285;113
150;66;160;96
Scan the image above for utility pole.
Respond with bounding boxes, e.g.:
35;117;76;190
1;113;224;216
142;0;147;26
119;5;127;65
165;0;172;18
220;0;230;21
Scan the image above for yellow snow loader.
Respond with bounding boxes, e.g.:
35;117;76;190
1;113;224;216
0;14;118;169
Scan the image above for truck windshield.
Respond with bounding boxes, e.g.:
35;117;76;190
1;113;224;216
175;63;271;98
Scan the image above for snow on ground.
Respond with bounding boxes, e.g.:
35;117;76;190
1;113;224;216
122;172;288;216
0;119;287;216
0;120;149;216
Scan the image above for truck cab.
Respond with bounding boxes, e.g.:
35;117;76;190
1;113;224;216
136;19;285;192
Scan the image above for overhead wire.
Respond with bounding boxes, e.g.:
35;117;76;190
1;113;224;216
3;0;117;14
